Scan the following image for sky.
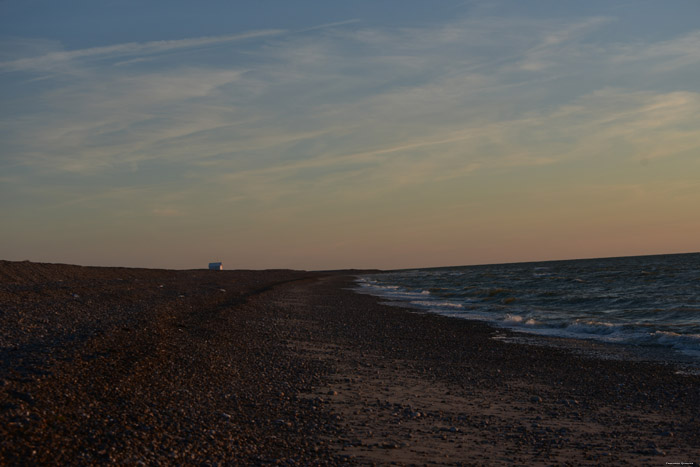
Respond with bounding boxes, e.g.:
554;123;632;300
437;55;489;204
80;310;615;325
1;1;699;270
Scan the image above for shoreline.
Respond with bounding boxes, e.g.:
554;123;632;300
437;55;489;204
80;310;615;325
1;261;699;464
354;259;700;375
286;275;700;464
363;293;700;375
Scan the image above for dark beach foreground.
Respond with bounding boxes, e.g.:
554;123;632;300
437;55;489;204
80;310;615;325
1;261;698;465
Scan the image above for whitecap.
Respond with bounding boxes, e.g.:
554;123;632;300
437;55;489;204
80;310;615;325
410;300;463;309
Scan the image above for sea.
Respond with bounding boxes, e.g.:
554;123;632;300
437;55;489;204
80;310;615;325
356;253;700;369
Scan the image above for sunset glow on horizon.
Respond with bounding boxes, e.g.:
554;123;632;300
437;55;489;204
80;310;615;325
1;1;699;270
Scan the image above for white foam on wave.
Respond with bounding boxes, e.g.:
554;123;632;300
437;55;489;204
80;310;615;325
504;314;538;326
355;278;401;292
410;300;463;309
374;284;400;290
356;279;438;305
355;273;700;362
649;331;700;357
501;319;700;359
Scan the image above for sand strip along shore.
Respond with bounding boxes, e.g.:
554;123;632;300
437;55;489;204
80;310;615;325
1;261;699;465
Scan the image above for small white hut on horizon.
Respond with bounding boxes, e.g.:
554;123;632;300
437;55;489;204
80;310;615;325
208;262;223;270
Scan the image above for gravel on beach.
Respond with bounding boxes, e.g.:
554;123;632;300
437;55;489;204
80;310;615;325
1;260;699;465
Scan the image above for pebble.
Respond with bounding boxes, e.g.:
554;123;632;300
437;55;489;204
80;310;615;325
2;264;699;465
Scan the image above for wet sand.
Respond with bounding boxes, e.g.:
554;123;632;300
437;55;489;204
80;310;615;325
1;261;698;465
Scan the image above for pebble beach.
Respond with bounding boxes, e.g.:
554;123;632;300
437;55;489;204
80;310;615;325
1;260;699;465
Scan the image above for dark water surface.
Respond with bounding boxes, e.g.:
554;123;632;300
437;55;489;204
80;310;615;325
357;253;700;366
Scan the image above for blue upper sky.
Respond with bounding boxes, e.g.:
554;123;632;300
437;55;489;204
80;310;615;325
1;1;699;269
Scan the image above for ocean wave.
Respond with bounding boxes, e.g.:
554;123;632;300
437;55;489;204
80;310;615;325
356;254;700;363
503;314;537;325
647;331;700;356
410;300;464;309
371;284;400;290
566;320;621;336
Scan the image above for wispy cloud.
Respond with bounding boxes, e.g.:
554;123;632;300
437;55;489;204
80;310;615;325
3;3;700;267
611;30;700;70
2;12;700;222
0;30;284;74
515;16;613;71
207;85;700;206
